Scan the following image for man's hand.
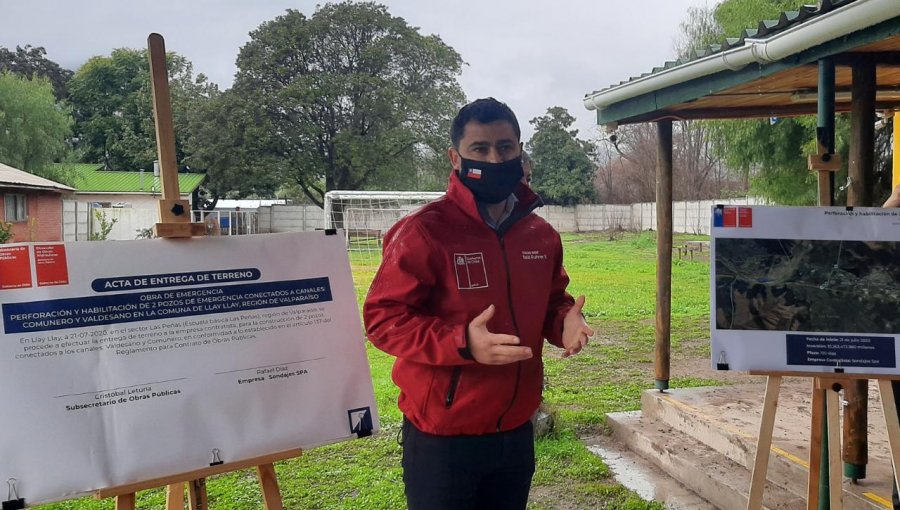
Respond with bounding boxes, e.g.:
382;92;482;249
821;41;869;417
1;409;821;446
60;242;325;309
467;305;532;365
884;184;900;208
562;295;595;358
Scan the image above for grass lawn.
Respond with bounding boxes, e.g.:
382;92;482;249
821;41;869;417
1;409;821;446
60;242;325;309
36;231;718;510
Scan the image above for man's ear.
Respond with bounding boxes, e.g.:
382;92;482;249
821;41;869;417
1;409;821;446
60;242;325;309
448;147;461;171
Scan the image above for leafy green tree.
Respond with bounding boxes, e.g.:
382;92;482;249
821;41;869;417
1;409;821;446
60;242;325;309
0;73;73;181
0;45;73;100
715;0;805;36
186;88;286;200
232;2;464;207
68;48;217;172
677;0;894;205
527;107;597;206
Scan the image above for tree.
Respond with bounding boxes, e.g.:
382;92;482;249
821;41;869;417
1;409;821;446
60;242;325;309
232;2;465;207
0;45;73;100
68;48;217;172
675;4;723;59
700;0;893;205
527;107;597;206
0;73;73;180
186;88;287;200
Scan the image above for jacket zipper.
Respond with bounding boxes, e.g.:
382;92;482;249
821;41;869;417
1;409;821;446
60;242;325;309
445;366;462;408
496;235;523;431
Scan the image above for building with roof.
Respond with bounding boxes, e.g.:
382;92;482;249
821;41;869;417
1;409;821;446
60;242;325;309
64;163;207;209
0;162;75;242
581;1;900;506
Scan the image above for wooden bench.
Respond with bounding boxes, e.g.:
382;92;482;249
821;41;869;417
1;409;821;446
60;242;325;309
676;240;710;260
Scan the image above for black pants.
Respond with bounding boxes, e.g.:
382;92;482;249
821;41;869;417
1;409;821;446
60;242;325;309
401;418;535;510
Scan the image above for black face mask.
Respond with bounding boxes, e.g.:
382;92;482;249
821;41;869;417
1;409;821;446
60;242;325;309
458;156;524;204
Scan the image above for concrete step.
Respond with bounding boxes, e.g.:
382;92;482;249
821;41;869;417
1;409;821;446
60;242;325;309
607;410;806;510
636;382;895;509
586;434;718;510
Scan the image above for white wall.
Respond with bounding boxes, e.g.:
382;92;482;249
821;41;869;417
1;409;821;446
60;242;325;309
534;198;766;235
257;205;322;233
75;193;192;210
62;200;90;242
61;198;768;241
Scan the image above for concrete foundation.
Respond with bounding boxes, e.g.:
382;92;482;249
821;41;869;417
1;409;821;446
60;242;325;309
590;378;896;509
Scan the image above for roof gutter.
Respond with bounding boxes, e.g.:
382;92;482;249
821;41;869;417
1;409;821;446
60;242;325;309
1;183;75;193
583;0;900;112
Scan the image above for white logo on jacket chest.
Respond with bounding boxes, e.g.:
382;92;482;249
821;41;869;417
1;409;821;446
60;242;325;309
453;252;489;290
521;250;548;261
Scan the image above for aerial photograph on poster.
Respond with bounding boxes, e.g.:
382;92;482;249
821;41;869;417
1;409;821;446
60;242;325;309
715;238;900;334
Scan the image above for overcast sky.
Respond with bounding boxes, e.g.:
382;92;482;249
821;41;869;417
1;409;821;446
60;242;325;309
0;0;708;142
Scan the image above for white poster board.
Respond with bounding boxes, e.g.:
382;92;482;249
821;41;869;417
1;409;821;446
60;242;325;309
711;205;900;374
0;231;379;504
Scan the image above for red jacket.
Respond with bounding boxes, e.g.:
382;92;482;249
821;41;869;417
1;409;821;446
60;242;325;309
363;171;575;436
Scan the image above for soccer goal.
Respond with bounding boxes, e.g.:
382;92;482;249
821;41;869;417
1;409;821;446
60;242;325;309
323;190;445;263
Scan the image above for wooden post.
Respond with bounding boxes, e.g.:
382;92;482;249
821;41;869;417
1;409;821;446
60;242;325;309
166;483;184;510
878;381;900;495
825;386;844;509
147;33;205;238
655;119;673;391
746;376;781;510
115;493;136;510
807;380;825;509
187;478;208;510
841;60;876;482
847;61;876;207
257;464;284;510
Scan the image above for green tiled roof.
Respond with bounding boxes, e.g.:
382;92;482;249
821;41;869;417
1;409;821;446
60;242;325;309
59;164;207;193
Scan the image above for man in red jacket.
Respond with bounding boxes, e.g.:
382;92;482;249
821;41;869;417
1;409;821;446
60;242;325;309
364;97;594;510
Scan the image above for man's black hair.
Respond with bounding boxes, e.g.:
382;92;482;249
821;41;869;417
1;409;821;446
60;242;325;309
450;98;521;148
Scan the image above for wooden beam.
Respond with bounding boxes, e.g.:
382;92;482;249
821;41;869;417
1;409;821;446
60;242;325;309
826;388;844;509
654;120;673;391
115;493;136;510
848;61;877;206
842;60;876;482
257;464;285;510
147;33;180;202
747;375;782;510
96;448;303;498
830;52;900;66
597;18;900;125
614;101;900;125
166;484;184;510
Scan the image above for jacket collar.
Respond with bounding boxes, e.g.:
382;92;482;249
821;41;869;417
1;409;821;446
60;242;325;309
445;170;543;229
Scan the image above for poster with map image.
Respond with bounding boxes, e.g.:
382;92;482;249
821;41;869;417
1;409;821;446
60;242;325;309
711;206;900;374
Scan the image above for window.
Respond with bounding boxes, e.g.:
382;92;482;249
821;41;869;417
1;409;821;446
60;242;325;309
4;194;27;222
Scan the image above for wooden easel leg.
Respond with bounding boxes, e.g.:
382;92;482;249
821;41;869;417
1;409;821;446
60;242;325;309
747;375;782;510
166;483;184;510
115;493;136;510
187;478;208;510
808;381;825;510
826;387;843;509
257;463;285;510
877;380;900;497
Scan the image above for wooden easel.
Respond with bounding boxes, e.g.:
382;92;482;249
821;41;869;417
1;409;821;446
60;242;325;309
95;33;300;510
746;373;900;510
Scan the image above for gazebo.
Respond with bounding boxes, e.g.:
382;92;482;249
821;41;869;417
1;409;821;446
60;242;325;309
582;0;900;506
